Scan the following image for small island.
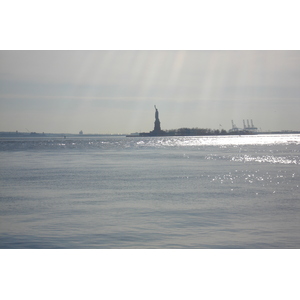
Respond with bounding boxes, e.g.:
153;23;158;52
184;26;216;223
127;106;300;137
133;106;230;137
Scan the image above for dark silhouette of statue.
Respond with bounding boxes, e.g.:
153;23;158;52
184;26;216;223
137;105;165;136
155;105;159;120
153;105;161;133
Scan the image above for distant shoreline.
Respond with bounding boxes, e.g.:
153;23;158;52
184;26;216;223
127;131;300;137
0;132;125;138
1;131;299;138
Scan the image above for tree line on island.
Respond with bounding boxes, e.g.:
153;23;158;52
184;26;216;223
164;127;228;136
138;127;256;136
138;106;252;136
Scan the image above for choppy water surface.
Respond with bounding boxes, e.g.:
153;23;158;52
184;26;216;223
0;134;299;248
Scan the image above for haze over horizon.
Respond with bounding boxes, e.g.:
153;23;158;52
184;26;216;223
1;50;300;134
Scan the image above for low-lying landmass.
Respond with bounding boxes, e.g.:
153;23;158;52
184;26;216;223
134;128;300;137
0;131;125;138
1;106;299;138
128;106;299;137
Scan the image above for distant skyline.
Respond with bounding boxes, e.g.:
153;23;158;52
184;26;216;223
1;50;300;134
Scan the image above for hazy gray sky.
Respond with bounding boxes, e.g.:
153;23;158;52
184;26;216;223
1;50;300;134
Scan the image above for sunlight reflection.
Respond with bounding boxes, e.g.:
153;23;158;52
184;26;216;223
140;134;300;147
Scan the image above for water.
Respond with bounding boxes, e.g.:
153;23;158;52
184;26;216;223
0;134;299;248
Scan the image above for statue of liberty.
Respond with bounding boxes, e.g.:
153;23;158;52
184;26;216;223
154;105;161;132
155;105;159;121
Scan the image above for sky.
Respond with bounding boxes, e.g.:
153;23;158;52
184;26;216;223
1;50;300;134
